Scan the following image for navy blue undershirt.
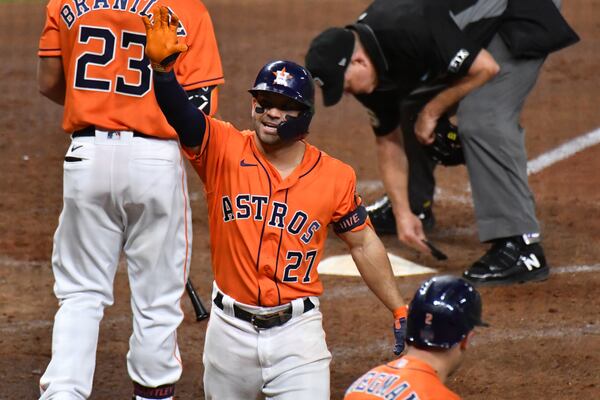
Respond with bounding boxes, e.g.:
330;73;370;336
153;70;206;147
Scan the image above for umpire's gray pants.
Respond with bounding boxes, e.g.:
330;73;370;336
457;33;546;242
400;38;546;242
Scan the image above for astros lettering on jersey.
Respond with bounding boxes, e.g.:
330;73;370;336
38;0;224;136
186;115;367;306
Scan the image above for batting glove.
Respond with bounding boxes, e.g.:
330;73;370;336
142;6;188;72
393;305;408;355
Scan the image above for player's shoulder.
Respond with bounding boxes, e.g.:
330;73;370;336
205;117;254;148
315;146;356;179
167;0;209;16
207;117;242;135
388;356;461;400
44;0;66;13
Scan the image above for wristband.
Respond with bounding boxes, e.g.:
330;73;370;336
150;52;181;73
393;305;408;320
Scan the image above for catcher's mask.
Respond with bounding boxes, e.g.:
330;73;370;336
406;275;488;349
249;60;315;141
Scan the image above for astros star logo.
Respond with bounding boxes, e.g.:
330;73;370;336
273;68;293;86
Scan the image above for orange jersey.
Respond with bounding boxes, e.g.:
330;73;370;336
344;356;461;400
38;0;223;136
185;117;367;306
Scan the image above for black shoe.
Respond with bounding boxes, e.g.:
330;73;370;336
463;236;549;286
365;195;435;235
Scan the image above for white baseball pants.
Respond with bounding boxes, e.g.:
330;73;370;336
203;284;332;399
40;131;192;399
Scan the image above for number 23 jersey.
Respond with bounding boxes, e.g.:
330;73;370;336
186;117;368;307
38;0;223;136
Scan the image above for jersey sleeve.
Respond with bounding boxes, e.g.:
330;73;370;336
182;117;235;189
425;5;481;77
355;88;407;136
175;2;224;91
38;0;62;57
331;164;369;233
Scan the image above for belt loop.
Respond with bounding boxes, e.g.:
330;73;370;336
290;298;305;319
211;281;219;301
212;282;235;317
221;292;236;317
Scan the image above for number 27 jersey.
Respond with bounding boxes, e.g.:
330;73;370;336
38;0;223;137
186;117;368;306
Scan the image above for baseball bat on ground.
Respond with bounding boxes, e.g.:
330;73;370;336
185;279;210;321
422;239;448;261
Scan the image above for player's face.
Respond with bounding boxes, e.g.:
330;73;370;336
251;92;303;146
343;56;378;95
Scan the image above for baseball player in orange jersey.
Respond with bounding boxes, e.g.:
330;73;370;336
37;0;222;398
143;7;408;398
344;276;488;400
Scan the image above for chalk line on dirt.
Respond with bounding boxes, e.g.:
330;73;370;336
331;323;600;361
356;126;600;198
1;263;598;334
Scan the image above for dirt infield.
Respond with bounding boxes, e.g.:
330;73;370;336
1;0;599;398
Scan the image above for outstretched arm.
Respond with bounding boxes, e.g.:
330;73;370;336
338;225;408;354
143;6;206;152
338;225;406;312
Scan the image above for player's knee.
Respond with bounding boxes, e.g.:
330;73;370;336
455;106;504;143
58;292;111;312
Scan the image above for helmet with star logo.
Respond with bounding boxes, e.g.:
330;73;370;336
249;60;315;141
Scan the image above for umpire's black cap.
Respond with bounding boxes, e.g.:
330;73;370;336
305;27;355;106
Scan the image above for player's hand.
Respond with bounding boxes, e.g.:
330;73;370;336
393;305;408;355
396;211;430;254
142;6;188;72
414;111;437;145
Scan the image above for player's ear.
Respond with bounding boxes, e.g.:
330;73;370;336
460;330;476;350
251;97;257;116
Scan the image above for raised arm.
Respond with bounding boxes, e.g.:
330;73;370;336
142;6;206;152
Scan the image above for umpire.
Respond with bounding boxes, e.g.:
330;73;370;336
305;0;578;285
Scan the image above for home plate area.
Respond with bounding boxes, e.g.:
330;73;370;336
317;253;437;277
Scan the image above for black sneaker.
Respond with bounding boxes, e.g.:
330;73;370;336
365;195;435;235
463;236;549;286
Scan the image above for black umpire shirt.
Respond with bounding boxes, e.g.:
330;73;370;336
352;0;578;136
352;0;504;136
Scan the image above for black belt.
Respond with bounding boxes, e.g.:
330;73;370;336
72;126;154;139
213;292;315;330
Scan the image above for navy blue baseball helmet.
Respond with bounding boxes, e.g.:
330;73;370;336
249;60;315;141
406;275;488;349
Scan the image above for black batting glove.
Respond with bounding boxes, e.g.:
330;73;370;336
393;305;408;355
